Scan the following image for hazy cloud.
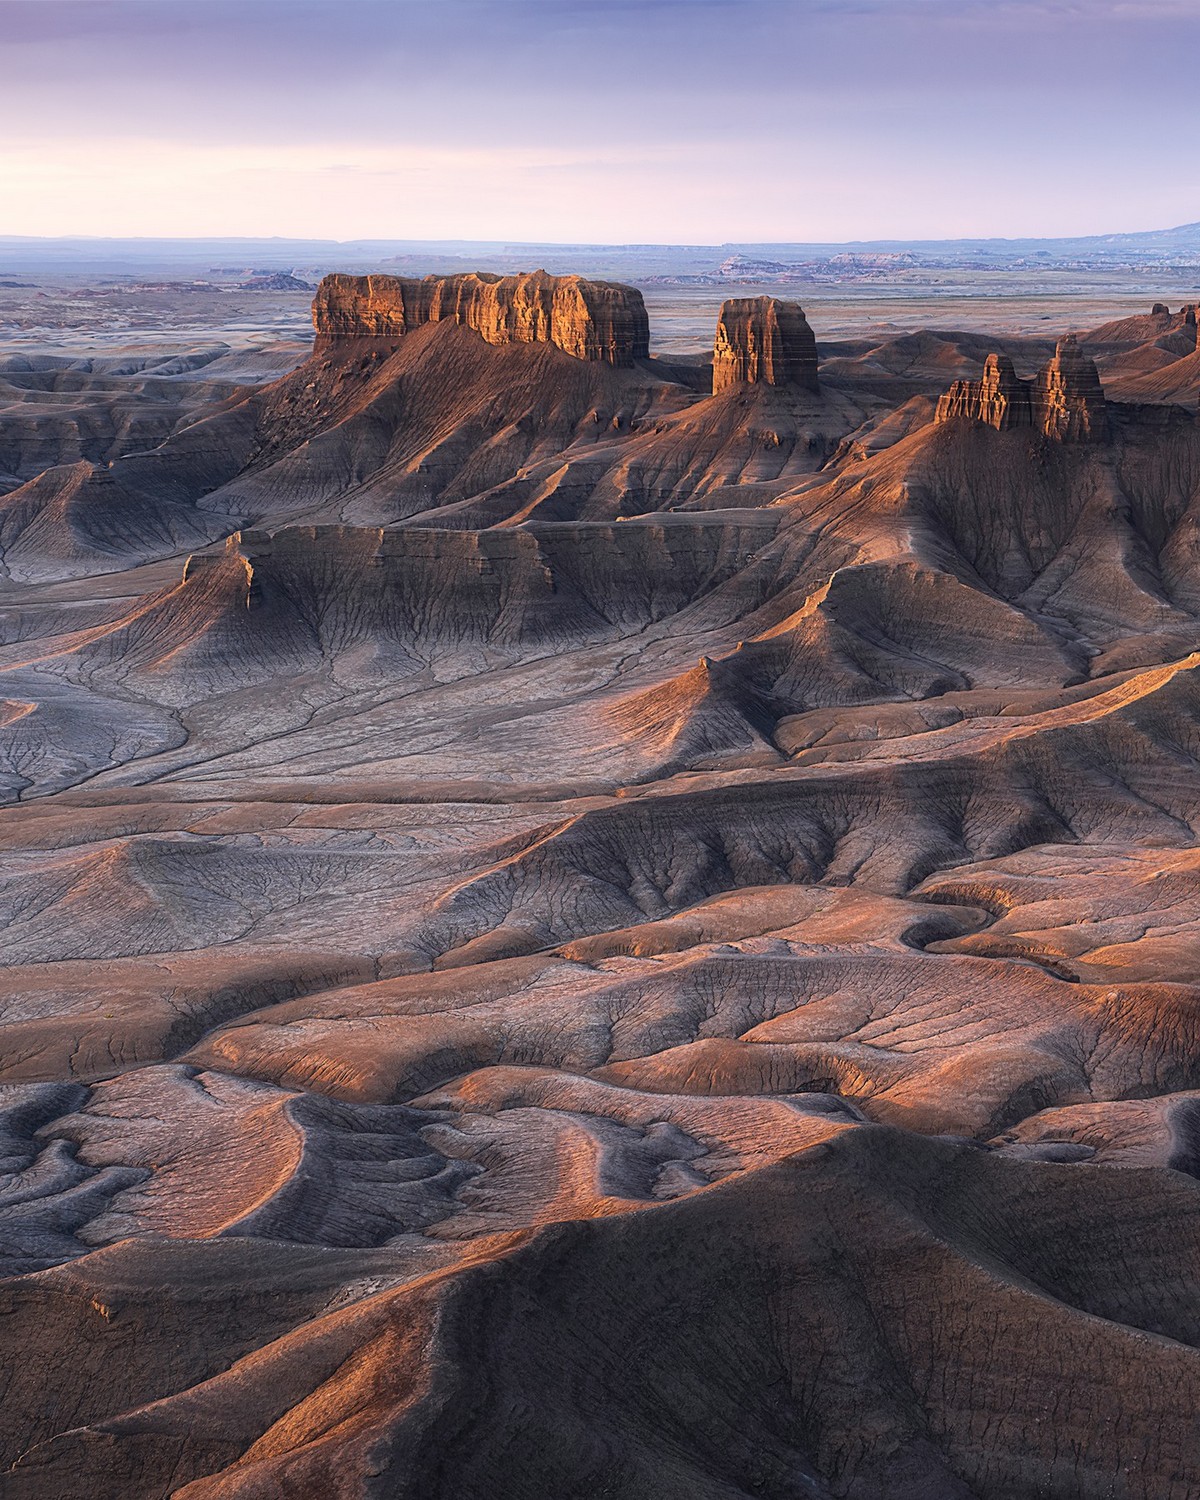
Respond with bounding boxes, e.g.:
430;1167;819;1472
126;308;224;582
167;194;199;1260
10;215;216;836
0;0;1195;240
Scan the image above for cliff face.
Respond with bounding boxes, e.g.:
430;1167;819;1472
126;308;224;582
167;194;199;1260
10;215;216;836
936;339;1108;442
712;297;820;395
935;354;1032;431
158;520;773;686
1034;337;1109;442
311;270;650;367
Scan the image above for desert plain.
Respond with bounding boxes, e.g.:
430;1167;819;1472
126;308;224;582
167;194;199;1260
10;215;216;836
1;247;1200;1498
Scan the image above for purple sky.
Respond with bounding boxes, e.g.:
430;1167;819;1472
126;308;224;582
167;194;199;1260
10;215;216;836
2;0;1197;242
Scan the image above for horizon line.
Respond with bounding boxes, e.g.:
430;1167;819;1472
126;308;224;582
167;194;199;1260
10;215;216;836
2;221;1200;252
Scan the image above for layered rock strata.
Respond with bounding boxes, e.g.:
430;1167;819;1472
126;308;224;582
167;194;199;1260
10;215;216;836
1153;304;1197;328
712;296;820;395
934;353;1032;431
936;337;1108;441
312;270;650;366
1034;336;1109;440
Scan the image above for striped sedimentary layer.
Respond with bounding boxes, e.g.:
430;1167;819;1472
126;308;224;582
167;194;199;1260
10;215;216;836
312;270;651;367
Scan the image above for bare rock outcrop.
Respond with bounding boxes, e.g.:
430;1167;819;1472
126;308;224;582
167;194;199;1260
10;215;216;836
13;289;1200;1500
1034;335;1109;441
712;296;820;395
935;353;1033;431
936;337;1108;441
311;270;650;366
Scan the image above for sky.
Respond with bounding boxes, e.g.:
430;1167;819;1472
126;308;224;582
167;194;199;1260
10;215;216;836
1;0;1198;244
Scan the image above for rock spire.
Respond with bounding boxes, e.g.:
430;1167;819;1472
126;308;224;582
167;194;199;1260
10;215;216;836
935;354;1032;431
936;338;1108;442
1033;336;1108;442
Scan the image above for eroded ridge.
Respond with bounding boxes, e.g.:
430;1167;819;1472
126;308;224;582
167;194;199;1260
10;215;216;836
3;289;1200;1498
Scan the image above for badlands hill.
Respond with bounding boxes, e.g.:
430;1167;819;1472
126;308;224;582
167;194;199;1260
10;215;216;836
2;272;1200;1498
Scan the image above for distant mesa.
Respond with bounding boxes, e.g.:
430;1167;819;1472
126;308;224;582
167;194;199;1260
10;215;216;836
936;337;1108;442
311;269;650;367
239;272;314;292
712;296;820;395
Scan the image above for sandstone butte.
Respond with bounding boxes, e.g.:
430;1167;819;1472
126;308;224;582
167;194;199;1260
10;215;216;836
936;336;1109;441
1146;298;1194;322
11;284;1200;1500
312;269;651;367
712;295;821;395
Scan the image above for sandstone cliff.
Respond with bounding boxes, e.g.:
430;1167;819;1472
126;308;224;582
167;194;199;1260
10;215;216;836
1034;336;1108;441
311;270;650;366
936;338;1108;441
712;296;820;395
935;353;1033;431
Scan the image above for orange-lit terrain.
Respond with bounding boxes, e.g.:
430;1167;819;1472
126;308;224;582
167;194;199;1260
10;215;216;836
4;271;1200;1497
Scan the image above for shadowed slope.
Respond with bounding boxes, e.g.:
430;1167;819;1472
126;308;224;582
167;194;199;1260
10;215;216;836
6;298;1200;1498
8;1132;1200;1499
